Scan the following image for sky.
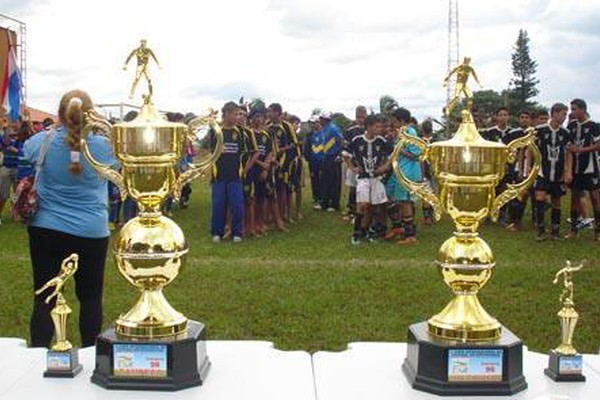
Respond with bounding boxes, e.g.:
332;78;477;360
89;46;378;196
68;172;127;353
2;0;600;121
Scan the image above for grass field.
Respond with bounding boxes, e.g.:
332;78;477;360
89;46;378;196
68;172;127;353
0;179;598;354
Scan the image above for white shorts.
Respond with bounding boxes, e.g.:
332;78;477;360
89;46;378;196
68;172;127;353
356;177;388;205
345;169;357;187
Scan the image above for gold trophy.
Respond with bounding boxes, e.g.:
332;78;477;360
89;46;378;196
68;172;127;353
35;254;83;378
85;41;223;391
544;260;586;382
395;58;540;396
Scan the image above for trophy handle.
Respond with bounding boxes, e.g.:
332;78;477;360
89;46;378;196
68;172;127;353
390;128;443;220
490;127;540;221
80;111;127;200
172;112;224;202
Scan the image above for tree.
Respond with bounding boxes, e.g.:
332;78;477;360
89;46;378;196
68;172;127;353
509;29;539;111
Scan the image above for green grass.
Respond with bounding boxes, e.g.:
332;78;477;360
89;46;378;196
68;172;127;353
0;180;598;354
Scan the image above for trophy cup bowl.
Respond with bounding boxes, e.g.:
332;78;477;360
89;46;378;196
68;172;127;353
395;110;540;396
82;101;222;390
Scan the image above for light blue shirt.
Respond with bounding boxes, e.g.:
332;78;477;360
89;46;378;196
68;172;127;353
23;126;117;238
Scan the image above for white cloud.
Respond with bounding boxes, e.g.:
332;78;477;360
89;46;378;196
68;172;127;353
6;0;600;121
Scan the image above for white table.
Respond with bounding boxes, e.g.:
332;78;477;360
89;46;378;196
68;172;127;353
313;342;600;400
0;340;315;400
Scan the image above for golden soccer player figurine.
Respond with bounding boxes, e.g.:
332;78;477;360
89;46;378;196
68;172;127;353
123;39;160;101
443;56;481;117
35;254;83;377
545;259;586;382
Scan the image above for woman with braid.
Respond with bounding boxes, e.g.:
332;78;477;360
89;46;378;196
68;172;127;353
24;89;116;348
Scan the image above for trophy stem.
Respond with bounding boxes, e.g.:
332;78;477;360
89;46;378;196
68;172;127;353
50;293;74;352
116;289;188;338
428;293;501;341
555;305;579;355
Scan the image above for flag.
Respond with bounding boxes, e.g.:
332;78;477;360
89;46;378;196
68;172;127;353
1;40;22;122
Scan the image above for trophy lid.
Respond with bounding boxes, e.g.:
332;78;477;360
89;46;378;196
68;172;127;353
431;110;505;149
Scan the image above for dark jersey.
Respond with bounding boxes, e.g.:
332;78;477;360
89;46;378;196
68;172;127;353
567;119;600;176
348;134;391;179
255;129;273;162
481;126;512;143
269;123;292;164
343;124;364;155
535;124;569;183
503;127;529;177
240;126;258;165
282;121;301;159
211;126;246;181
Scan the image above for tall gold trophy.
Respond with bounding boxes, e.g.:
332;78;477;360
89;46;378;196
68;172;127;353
394;58;540;396
84;41;223;390
35;254;83;378
544;260;586;382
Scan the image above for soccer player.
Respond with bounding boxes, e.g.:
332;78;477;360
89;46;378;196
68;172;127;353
420;118;436;226
387;108;422;244
565;99;600;241
533;103;570;241
267;103;293;221
210;102;247;243
505;110;532;232
318;112;344;212
284;114;303;222
238;106;259;237
305;116;324;208
249;105;285;235
481;107;511;143
346;114;390;244
343;106;368;220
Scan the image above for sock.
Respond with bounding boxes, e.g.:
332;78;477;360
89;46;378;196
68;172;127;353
551;208;561;236
387;202;402;229
403;217;416;238
353;214;363;238
535;200;545;235
594;209;600;234
570;210;579;233
510;200;523;224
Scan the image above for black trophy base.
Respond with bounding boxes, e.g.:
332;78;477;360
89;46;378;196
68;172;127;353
544;350;586;382
91;320;210;391
403;321;527;396
44;348;83;378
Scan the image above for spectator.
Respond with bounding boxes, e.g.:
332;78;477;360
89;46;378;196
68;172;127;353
24;89;116;348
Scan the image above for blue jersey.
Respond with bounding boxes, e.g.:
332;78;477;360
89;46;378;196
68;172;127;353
23;126;117;238
321;122;343;158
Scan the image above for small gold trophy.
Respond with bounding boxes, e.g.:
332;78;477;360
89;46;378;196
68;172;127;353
35;254;83;378
544;260;586;382
394;58;540;396
84;41;223;390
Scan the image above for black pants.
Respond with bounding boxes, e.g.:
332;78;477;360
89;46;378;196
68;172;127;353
320;157;342;209
28;226;109;348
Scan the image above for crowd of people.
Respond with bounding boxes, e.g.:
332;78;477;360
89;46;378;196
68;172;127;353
1;89;598;350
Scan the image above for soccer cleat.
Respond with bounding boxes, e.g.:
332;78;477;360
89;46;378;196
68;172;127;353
326;207;336;213
535;233;546;242
351;236;361;245
313;203;322;210
212;235;221;243
233;236;243;243
384;227;404;240
397;236;417;245
564;231;578;240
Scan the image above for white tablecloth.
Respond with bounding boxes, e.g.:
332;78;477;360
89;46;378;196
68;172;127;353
0;340;315;400
313;342;599;400
2;338;598;400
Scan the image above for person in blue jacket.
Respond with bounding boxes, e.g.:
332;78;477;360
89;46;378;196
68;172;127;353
23;89;117;348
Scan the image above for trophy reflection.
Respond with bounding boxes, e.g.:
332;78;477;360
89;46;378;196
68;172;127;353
545;260;586;382
35;254;83;378
84;40;223;390
393;58;540;396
